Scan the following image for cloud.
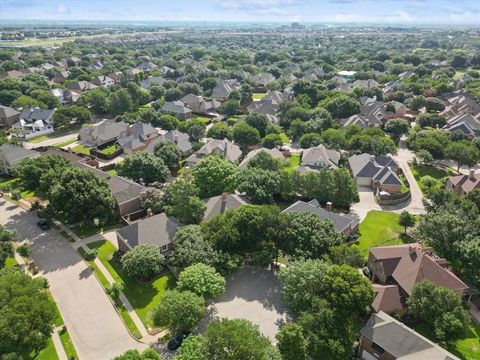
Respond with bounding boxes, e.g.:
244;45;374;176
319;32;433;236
55;3;70;14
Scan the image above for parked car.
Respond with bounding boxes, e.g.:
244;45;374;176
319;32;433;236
167;331;190;350
37;219;50;230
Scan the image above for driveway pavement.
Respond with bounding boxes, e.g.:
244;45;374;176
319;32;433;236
0;199;146;360
200;267;287;343
23;133;79;149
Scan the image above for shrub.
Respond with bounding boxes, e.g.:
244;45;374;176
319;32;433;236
10;189;21;201
420;175;438;189
17;244;31;258
121;244;165;281
83;248;98;261
106;282;124;303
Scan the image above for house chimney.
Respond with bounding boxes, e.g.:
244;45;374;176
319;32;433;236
146;208;153;217
220;193;228;215
326;202;332;211
223;138;228;158
373;95;377;101
469;169;475;181
408;245;416;255
174;133;179;144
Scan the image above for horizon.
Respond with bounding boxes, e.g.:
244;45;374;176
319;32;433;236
1;0;480;26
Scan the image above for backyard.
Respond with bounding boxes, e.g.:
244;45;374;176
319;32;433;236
410;164;451;194
71;144;91;155
284;154;300;173
99;144;120;155
253;92;266;100
87;240;176;328
352;210;413;259
192;115;212;124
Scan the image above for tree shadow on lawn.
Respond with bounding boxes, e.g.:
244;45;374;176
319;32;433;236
212;267;285;314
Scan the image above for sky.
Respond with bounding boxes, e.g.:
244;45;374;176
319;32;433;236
1;0;480;25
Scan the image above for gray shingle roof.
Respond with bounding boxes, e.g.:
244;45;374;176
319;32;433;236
0;105;20;119
19;108;54;122
238;148;285;170
202;193;249;221
0;143;39;164
116;213;180;249
300;144;340;170
283;199;358;234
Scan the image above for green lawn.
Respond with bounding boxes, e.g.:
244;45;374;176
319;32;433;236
5;256;17;268
0;176;36;199
410;164;450;194
284;154;300;173
47;290;64;327
353;210;413;258
106;169;118;176
253;92;266;100
53;138;77;148
33;338;59;360
99;144;120;155
72;144;91;155
59;329;78;360
71;223;122;238
279;133;289;144
410;321;480;360
192;115;211;124
28;135;50;143
88;240;176;328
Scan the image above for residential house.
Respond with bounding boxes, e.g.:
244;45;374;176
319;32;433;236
67;81;98;92
1;70;24;79
137;61;157;73
146;130;192;154
161;101;192;120
297;144;340;173
79;120;128;146
442;113;480;137
252;72;275;92
66;56;81;66
211;79;235;100
398;70;415;80
441;92;480;118
50;88;68;105
0;105;20;128
13;108;55;139
185;139;242;166
202;192;249;221
283;199;359;236
359;311;460;360
117;122;159;154
340;114;382;129
90;60;104;71
446;169;480;195
116;213;180;254
181;94;220;114
360;96;386;123
140;76;167;89
334;83;353;93
238;148;285;170
247;98;280;116
0;144;40;175
385;100;407;118
304;66;324;79
368;244;469;316
352;79;379;89
91;75;115;88
383;80;405;94
348;153;402;193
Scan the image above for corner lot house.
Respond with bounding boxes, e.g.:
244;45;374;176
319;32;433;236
79;120;128;146
446;169;480;195
0;144;40;175
348;153;402;193
368;244;469;316
283;199;359;236
116;213;180;254
13;108;55;139
359;311;460;360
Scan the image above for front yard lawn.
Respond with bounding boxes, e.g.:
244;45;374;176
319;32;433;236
284;154;300;173
59;329;78;360
5;256;17;268
72;144;91;155
71;222;122;238
353;210;413;258
33;338;58;360
87;240;176;328
410;164;450;194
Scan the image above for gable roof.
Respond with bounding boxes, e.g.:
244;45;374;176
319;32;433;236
79;120;128;143
348;153;398;181
371;284;404;314
448;172;480;193
0;143;39;164
0;105;20;119
283;199;358;234
116;213;180;249
202;193;249;221
340;114;382;128
19;108;54;122
300;144;340;170
186;139;242;165
369;244;469;296
161;101;191;115
361;312;460;360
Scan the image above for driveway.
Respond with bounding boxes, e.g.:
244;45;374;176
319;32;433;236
0;199;145;360
23;133;79;149
200;267;287;343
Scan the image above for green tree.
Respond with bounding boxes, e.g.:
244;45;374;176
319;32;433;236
323;244;364;268
163;179;206;224
276;323;307;360
47;166;116;225
16;154;70;192
114;349;161;360
154;141;182;170
152;290;205;332
174;335;207;360
192;155;237;198
109;89;133;115
237;168;281;204
445;141;480;172
384;118;409;138
398;210;416;234
233;121;261;147
318;94;360;118
139;188;163;214
278;259;329;316
245;113;269;137
177;263;225;299
207;122;233;140
219;99;240;116
118;152;170;184
248;151;283;171
262;133;283;149
170;225;219;270
407;280;470;342
204;319;279;360
121;244;165;281
0;268;56;358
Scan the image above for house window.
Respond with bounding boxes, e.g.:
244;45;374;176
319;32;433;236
161;245;168;252
371;342;385;358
